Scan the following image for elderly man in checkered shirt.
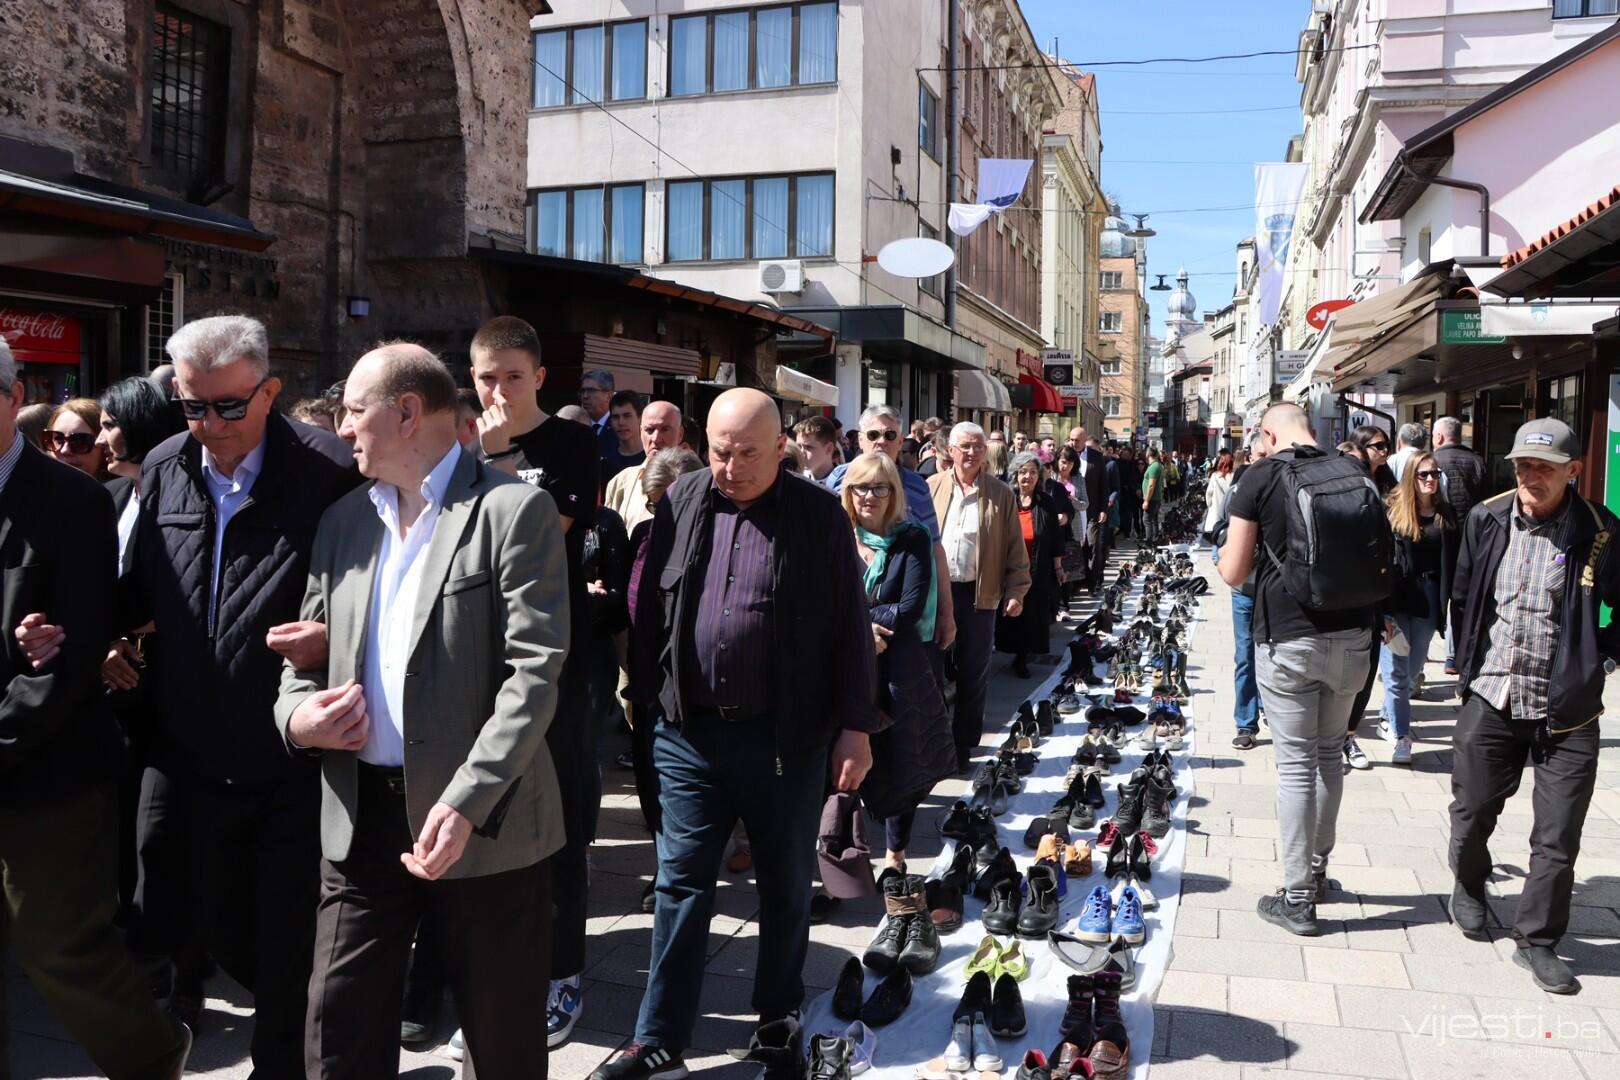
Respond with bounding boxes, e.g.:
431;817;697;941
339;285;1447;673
1448;417;1620;995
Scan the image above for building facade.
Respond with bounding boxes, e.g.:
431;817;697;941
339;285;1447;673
1040;61;1105;438
1097;208;1148;443
0;0;550;399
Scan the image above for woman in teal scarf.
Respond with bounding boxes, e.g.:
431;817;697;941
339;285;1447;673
842;452;953;871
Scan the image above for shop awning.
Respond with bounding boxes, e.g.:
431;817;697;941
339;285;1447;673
0;168;272;252
1329;272;1447;392
774;364;839;407
1488;184;1620;300
781;305;985;371
956;370;1012;413
1479;299;1620;338
1018;372;1066;413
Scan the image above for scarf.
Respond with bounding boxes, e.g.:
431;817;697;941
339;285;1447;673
858;523;938;644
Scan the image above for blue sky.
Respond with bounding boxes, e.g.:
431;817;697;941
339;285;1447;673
1023;0;1307;331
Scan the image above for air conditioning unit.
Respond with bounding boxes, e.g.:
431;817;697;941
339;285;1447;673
759;259;805;294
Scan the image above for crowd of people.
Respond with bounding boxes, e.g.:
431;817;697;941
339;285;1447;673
1210;402;1612;996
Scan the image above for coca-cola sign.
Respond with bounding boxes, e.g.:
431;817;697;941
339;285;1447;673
0;307;82;365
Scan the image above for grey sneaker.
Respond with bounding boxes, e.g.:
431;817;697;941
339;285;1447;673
1514;945;1580;994
1257;891;1320;936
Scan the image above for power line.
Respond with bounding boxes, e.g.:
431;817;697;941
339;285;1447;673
921;43;1378;73
1102;105;1297;116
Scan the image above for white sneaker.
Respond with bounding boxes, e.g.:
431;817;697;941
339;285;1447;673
547;977;584;1048
1378;718;1394;742
446;1028;465;1062
1392;736;1413;765
1344;735;1370;771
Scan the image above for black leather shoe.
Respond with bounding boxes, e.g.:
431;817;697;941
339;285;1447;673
1450;881;1489;939
1017;864;1061;938
808;1034;854;1080
1083;772;1107;809
1514;945;1580;994
990;972;1026;1037
1036;699;1056;736
974;847;1018;900
859;967;913;1027
969;809;1000;869
942;843;976;891
728;1016;805;1079
1067;797;1097;831
832;957;865;1021
939;800;972;839
982;876;1022;936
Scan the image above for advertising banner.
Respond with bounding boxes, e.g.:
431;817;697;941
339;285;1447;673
1253;162;1308;326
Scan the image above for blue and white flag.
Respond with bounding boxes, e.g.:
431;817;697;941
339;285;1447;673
948;158;1034;236
1253;162;1307;326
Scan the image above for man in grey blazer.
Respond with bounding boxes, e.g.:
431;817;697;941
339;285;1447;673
275;344;571;1079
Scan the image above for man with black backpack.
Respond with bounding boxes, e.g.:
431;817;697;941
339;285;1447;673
1218;403;1393;937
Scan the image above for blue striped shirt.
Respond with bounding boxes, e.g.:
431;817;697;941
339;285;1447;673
0;431;22;498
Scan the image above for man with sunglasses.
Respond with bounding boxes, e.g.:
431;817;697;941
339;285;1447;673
131;315;358;1075
823;405;956;654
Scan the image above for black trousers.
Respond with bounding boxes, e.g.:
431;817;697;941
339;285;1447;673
187;771;321;1079
1448;693;1601;948
0;788;188;1080
306;769;551;1079
546;676;600;979
1085;518;1111;589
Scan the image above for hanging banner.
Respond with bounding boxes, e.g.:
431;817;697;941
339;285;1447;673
948;158;1034;237
1253;162;1308;327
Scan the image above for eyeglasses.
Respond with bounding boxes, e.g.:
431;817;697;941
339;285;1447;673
1415;469;1442;481
851;483;893;498
47;431;97;455
863;429;900;443
176;377;270;422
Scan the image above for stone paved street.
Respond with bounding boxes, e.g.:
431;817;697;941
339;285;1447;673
9;542;1620;1078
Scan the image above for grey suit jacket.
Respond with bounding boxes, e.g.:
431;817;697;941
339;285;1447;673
275;447;570;879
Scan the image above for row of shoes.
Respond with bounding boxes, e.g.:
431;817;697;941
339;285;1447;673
728;1015;874;1079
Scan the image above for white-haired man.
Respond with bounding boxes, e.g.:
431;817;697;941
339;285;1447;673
133;315;358;1074
1;338;194;1076
929;422;1031;771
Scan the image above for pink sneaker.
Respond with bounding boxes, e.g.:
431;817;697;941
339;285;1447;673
1095;821;1122;854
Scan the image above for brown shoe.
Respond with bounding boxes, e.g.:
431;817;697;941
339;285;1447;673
925;879;964;932
1064;841;1092;876
1035;833;1064;864
727;843;753;873
1089;1029;1129;1079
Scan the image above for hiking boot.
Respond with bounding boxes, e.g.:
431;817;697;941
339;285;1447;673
899;902;942;974
1110;777;1145;837
863;871;919;972
1141;771;1173;839
1450;880;1489;939
1256;890;1320;937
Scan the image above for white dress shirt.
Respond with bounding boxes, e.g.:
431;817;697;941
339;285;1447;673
942;477;982;583
116;488;141;569
359;443;462;767
201;438;266;629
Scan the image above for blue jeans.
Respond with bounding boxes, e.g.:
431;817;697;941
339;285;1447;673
1379;576;1441;738
1232;591;1259;733
636;714;827;1052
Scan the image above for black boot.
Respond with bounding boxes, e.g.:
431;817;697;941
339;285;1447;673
862;871;912;972
897;875;941;975
1058;973;1094;1048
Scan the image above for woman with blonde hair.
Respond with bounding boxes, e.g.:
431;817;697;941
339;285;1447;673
841;452;953;870
47;397;109;479
1378;450;1456;766
984;436;1009;482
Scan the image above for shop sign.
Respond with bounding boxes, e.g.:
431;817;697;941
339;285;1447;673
0;307;81;365
1306;299;1355;330
1228;426;1243;437
1441;309;1506;345
1044;361;1074;387
1058;384;1085;399
162;238;282;301
1275;350;1310;379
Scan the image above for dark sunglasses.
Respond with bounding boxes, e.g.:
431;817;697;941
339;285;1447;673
47;431;98;455
1367;442;1390;453
863;429;900;443
1414;469;1442;480
176;377;270;422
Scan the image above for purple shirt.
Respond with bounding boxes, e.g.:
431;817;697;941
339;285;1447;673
684;487;779;712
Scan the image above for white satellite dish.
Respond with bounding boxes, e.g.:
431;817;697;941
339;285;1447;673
877;237;955;279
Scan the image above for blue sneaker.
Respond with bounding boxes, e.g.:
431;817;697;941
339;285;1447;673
1115;886;1146;945
548;977;584;1048
1076;884;1112;943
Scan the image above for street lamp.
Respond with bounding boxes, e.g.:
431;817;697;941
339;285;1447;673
1124;214;1156;239
1150;274;1172;291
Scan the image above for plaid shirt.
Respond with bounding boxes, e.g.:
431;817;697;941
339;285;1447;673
1471;498;1572;720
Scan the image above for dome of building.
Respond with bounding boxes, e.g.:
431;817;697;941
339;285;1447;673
1167;267;1197;319
1100;206;1136;258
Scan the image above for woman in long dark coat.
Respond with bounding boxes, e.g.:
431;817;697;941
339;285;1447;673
842;452;954;871
997;451;1068;676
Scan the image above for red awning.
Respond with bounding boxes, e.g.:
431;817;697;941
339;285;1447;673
1018;372;1066;413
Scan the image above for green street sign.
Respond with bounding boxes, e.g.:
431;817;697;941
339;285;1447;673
1441;309;1506;345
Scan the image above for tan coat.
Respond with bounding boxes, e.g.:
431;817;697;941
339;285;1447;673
275;449;571;879
928;469;1032;612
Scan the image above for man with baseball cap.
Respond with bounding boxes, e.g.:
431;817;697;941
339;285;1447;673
1448;417;1620;994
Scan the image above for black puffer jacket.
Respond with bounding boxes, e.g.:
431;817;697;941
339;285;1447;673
131;413;358;784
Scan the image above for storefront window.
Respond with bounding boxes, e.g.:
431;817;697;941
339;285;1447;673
866;359;897;408
1537;373;1583;434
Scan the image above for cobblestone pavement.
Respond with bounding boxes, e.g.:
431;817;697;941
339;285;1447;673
10;539;1620;1078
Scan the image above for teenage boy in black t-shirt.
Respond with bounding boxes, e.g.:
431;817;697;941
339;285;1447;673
1218;403;1379;938
471;316;599;1051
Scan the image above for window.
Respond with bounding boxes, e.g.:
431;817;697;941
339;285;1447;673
1554;0;1617;16
145;271;184;369
1100;311;1123;333
149;3;230;193
533;184;645;264
665;173;834;261
1101;357;1122;375
532;20;649;107
669;4;837;96
919;222;943;298
1103;395;1122;418
919;81;939;161
1100;270;1123;290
